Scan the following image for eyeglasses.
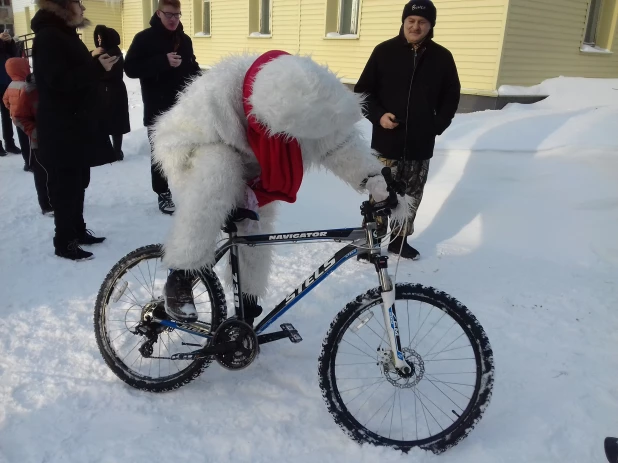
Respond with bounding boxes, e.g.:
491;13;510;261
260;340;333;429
159;11;182;19
71;0;84;5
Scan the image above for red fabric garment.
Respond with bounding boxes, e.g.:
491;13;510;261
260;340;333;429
242;50;304;207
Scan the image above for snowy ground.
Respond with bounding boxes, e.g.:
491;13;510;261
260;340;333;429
1;77;617;463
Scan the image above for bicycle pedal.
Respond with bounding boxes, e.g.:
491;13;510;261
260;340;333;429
280;323;302;343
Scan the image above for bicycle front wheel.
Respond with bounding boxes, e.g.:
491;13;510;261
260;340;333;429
318;283;494;453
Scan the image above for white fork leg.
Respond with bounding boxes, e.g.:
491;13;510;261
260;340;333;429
381;287;411;373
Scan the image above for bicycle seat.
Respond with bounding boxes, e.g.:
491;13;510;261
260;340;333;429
223;208;259;233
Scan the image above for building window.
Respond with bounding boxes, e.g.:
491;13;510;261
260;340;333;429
325;0;360;37
249;0;271;36
202;0;211;35
584;0;604;45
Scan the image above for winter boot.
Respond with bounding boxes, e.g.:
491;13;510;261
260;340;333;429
78;229;106;245
158;190;175;215
116;150;124;161
54;238;94;261
242;294;263;327
23;163;32;172
5;141;21;154
388;236;420;260
605;437;618;463
163;271;198;322
0;143;6;157
41;209;54;217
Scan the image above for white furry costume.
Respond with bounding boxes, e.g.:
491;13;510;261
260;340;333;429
153;52;408;297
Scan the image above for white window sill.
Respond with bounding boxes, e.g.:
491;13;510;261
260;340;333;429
580;44;612;54
248;33;272;38
324;33;359;40
194;33;211;38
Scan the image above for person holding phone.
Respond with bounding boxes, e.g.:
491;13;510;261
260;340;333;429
92;24;130;161
355;0;460;260
124;0;201;215
31;0;119;261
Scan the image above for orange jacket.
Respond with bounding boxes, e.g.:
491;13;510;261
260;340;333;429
3;58;38;148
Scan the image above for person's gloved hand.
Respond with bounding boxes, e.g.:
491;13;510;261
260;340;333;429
366;175;389;202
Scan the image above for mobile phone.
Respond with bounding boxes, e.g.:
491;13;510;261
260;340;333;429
392;117;402;124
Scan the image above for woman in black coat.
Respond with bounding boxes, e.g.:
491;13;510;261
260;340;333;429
32;0;118;261
92;25;130;160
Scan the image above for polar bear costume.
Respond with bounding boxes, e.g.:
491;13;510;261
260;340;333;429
152;51;409;300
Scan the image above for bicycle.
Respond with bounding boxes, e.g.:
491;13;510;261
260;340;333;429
94;168;494;454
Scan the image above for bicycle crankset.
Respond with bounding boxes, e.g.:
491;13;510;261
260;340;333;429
212;319;258;370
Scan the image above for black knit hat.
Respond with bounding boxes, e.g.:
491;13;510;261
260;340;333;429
402;0;437;27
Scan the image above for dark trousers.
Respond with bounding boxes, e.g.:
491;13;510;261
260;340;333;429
30;149;52;212
147;127;169;195
49;165;91;244
0;85;14;145
111;134;123;153
17;128;29;166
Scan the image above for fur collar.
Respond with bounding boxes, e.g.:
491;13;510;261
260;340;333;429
35;0;91;28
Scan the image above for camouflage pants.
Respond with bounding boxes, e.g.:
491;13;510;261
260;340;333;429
373;157;430;238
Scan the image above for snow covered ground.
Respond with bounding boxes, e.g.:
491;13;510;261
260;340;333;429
1;76;617;463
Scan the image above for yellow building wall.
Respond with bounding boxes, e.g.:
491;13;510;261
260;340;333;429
189;0;301;65
122;0;146;49
498;0;618;87
80;0;123;49
190;0;508;95
12;10;29;37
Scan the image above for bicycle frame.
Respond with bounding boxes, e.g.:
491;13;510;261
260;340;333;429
157;221;412;373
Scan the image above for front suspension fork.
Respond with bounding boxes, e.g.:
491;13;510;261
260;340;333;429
366;221;411;374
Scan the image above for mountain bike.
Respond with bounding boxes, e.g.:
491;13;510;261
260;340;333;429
94;168;494;454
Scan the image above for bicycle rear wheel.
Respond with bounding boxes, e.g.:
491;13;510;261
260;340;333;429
318;283;494;453
94;244;227;392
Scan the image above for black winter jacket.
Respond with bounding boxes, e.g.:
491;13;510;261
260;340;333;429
355;31;461;161
124;14;200;127
93;25;130;135
31;8;115;168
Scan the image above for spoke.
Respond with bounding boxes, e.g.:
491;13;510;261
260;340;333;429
354;379;385;415
414;386;419;440
364;389;396;428
424;376;466;413
425;375;473;400
338;376;385;380
335;362;378;366
389;388;397;439
152;257;160;297
426;332;468;359
413;387;432;437
423;321;457;358
336;351;374;358
110;326;136;344
365;323;389;346
145;257;155;298
399;389;404;441
408;301;431;349
121;338;142;363
338;378;386;395
341;338;377;360
415;384;454;424
128;267;152;298
125;284;145;311
430;371;477;375
137;264;153;299
160;334;180;373
424;358;475;362
351;328;381;356
116;290;140;308
414;309;447;351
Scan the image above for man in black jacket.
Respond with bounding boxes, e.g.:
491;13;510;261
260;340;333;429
32;0;118;261
124;0;201;215
355;0;460;260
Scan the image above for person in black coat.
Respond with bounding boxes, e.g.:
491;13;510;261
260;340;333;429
0;28;22;157
355;0;460;260
124;0;201;215
92;24;130;161
31;0;119;261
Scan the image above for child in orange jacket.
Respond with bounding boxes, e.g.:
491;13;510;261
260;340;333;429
4;57;52;215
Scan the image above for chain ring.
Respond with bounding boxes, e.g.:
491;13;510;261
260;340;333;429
213;320;258;370
382;347;425;389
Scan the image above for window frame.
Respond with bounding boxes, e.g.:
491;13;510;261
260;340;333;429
324;0;362;39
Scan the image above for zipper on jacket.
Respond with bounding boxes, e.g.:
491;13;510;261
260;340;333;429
402;47;418;169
